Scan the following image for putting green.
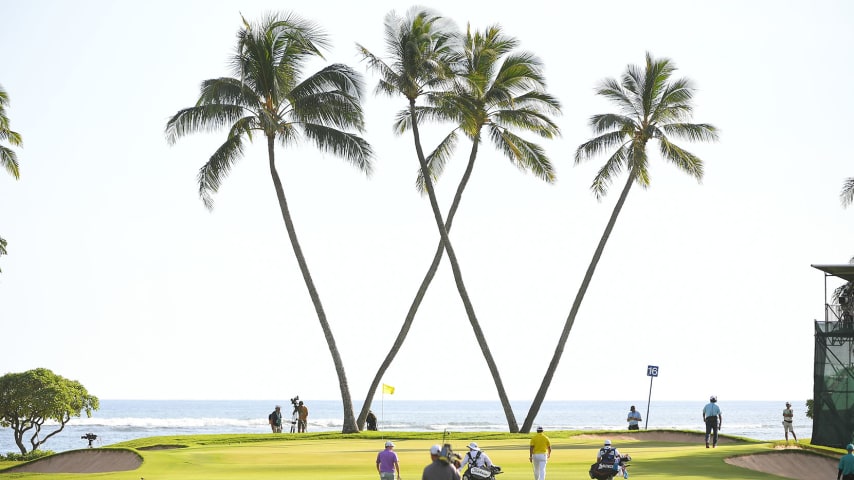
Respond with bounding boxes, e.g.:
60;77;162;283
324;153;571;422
0;431;838;479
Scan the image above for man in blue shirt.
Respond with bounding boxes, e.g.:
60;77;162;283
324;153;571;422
702;396;722;448
839;443;854;480
626;406;642;431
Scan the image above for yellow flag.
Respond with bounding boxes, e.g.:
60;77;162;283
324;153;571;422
382;383;395;395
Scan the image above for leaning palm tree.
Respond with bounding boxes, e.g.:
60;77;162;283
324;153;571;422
841;178;854;208
165;13;372;433
356;22;560;432
0;84;22;180
522;52;719;432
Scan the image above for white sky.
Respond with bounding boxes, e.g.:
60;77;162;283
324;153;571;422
1;0;852;408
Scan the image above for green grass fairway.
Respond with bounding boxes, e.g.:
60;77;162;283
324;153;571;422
0;431;839;479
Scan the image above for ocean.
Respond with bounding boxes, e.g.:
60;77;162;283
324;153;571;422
0;399;810;454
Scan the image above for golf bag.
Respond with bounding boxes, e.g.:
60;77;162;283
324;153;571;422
463;465;502;480
589;454;631;480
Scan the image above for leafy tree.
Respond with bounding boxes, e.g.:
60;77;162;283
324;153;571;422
0;368;98;454
165;13;372;433
356;21;560;432
522;52;719;432
842;178;854;208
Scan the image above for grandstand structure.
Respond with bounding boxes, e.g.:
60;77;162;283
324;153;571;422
812;264;854;447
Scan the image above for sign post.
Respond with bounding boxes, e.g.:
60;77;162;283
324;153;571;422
645;365;658;430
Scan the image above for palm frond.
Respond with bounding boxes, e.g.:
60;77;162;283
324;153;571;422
488;126;555;183
165;104;247;145
576;130;630;164
0;129;22;146
416;129;460;193
595;78;639;118
197;133;248;210
657;136;704;181
841;178;854;208
0;146;20;179
301;124;374;175
492;108;560;139
659;123;719;143
590;145;631;199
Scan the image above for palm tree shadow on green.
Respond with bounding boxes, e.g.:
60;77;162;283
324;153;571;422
522;52;719;432
165;12;373;433
356;9;526;432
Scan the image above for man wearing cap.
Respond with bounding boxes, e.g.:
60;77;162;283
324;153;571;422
626;406;642;431
839;444;854;480
459;442;492;478
595;440;624;478
702;395;722;448
529;426;551;480
377;440;401;480
423;444;461;480
782;401;797;444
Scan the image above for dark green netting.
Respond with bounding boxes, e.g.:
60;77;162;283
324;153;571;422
813;320;854;447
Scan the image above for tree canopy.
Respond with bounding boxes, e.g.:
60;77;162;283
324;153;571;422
0;368;99;454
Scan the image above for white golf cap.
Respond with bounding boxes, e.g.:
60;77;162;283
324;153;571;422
385;441;395;447
604;439;611;446
468;442;479;451
430;444;441;455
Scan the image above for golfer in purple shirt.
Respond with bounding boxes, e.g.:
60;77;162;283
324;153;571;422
377;440;401;480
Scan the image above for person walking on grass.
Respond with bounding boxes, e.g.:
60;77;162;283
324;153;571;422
423;445;461;480
377;440;400;480
702;395;722;448
529;426;551;480
839;444;854;480
782;401;797;444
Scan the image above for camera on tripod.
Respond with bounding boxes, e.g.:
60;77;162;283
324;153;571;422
81;433;98;447
290;396;299;408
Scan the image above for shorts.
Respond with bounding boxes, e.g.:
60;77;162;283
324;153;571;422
783;421;794;432
380;472;395;480
628;424;639;430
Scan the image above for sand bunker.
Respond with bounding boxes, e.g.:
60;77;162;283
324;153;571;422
1;449;142;474
725;450;837;480
576;430;739;444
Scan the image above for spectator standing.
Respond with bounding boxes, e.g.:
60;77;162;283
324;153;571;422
626;406;642;431
268;405;282;433
782;401;797;444
297;401;308;433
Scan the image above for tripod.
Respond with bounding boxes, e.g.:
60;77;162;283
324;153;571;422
289;410;298;433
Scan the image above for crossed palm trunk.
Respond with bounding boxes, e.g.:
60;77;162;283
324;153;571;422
357;135;514;430
402;100;519;432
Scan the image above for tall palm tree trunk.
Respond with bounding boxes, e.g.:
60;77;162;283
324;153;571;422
266;136;358;433
521;172;635;433
357;136;482;429
408;102;519;432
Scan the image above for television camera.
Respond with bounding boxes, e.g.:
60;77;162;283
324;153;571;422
289;395;300;433
81;432;98;448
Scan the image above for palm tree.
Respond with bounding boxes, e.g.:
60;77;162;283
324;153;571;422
165;13;372;433
0;84;22;180
356;22;560;432
1;84;22;274
841;178;854;207
521;52;719;432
